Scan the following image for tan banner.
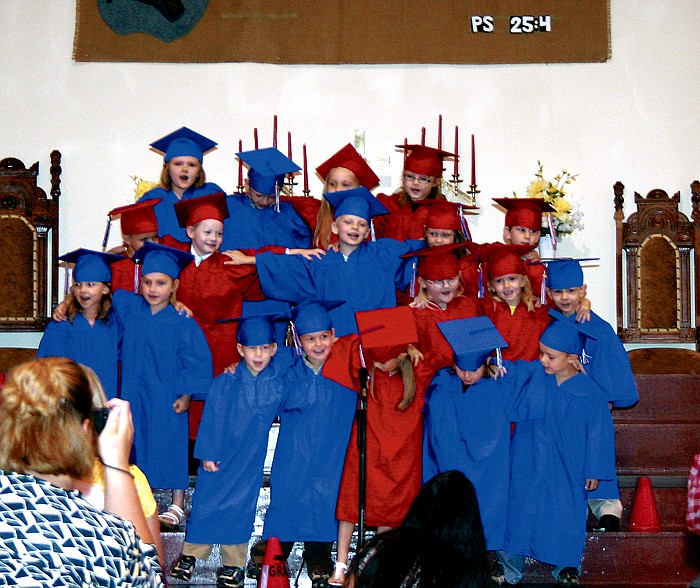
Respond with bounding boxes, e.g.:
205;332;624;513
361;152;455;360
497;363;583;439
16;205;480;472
74;0;610;64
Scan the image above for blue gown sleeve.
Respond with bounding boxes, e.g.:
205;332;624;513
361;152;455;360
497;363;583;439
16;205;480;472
255;251;318;303
176;318;214;400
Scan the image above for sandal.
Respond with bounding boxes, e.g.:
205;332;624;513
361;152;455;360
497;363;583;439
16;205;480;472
310;569;331;587
158;504;185;530
170;554;196;581
557;567;580;586
216;565;245;588
328;561;347;586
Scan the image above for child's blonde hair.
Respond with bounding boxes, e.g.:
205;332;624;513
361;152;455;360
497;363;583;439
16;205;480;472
159;163;206;191
488;274;535;312
409;278;465;310
313;197;335;250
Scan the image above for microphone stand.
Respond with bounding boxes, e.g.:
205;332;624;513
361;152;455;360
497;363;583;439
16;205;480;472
357;366;369;549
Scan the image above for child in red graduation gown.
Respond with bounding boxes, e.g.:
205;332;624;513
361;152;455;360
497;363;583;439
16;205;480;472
104;199;161;293
168;193;267;447
374;144;453;241
472;243;551;361
493;197;556;297
321;306;422;586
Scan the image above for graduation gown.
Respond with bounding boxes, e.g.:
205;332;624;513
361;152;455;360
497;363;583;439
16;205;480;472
481;299;551;361
110;254;141;294
255;239;425;337
37;311;122;399
412;296;483;395
185;356;288;545
138;182;224;242
503;370;616;567
322;335;424;528
263;351;357;542
221;192;312;252
374;193;434;241
113;290;213;490
422;361;537;550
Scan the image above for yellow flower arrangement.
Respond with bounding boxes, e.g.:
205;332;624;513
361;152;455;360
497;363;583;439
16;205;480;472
517;162;582;238
131;175;159;201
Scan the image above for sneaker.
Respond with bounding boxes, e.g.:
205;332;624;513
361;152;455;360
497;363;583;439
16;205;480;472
490;559;507;585
170;554;196;582
217;565;245;588
557;567;580;586
592;514;620;532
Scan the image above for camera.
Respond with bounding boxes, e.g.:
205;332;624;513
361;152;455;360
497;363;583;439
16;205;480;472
91;407;111;435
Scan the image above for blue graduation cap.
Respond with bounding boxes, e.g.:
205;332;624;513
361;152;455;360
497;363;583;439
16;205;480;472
219;312;279;347
536;258;599;290
437;316;508;372
150;127;218;162
237;147;301;196
132;241;193;279
540;309;598;355
288;299;346;336
59;248;123;283
324;186;389;221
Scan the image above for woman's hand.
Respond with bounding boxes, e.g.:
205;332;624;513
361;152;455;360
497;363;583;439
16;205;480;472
98;398;134;470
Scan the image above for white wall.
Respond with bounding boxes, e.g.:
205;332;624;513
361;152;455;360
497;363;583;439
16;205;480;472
2;0;699;347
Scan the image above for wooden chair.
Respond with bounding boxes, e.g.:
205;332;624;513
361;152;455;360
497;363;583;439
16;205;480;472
0;152;61;332
613;180;700;348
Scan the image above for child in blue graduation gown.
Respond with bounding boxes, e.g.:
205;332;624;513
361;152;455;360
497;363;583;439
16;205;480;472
497;313;617;586
138;127;224;241
258;300;357;584
544;258;638;533
227;186;425;337
112;242;213;531
38;249;123;398
422;316;536;552
222;147;311;344
171;313;289;588
221;147;311;252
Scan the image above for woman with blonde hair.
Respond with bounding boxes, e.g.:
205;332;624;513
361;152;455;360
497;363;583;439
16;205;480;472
0;357;163;585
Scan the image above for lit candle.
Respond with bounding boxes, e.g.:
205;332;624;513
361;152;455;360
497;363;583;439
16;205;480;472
273;115;278;148
421;127;426;146
287;132;292;159
238;139;243;187
437;115;442;150
454;127;459;176
471;134;476;186
303;144;309;193
254;128;259;149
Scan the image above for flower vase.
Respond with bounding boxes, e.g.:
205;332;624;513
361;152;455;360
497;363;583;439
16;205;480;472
538;234;557;258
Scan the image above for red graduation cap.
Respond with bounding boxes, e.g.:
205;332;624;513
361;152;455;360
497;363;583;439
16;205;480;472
492;197;556;231
108;199;161;235
316;143;380;190
401;242;466;281
464;242;535;282
174;192;229;228
355;305;418;363
396;144;454;178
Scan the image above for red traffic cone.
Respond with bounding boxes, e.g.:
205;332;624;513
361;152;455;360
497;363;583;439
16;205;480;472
628;476;662;532
258;536;290;588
